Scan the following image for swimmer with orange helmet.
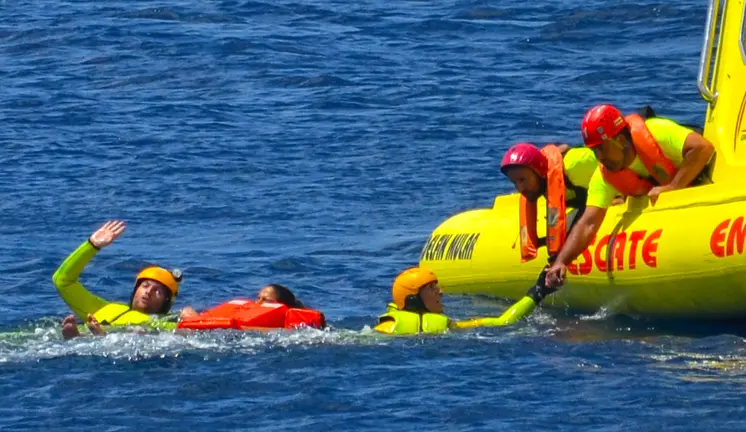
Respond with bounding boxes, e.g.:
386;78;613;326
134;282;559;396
53;220;198;339
374;266;555;335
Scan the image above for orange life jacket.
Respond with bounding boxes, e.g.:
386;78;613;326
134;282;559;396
600;114;678;196
177;299;326;331
519;144;567;262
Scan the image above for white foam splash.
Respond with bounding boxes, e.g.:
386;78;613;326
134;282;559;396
578;307;611;321
0;325;388;364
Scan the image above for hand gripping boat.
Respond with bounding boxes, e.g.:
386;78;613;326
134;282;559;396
419;0;746;320
177;299;326;331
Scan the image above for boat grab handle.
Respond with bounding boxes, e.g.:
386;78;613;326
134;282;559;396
697;0;720;104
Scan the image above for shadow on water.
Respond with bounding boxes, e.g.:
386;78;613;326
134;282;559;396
463;293;746;343
552;311;746;343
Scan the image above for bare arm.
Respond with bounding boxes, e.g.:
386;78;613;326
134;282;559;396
556;206;607;266
546;206;607;287
671;132;715;189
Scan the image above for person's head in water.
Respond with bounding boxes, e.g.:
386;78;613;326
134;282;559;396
130;267;182;314
256;283;300;308
500;143;548;202
392;267;443;314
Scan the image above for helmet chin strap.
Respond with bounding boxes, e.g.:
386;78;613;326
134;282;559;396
610;134;626;150
622;137;637;167
538;178;548;200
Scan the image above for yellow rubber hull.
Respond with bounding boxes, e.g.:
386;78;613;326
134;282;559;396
419;0;746;320
419;183;746;319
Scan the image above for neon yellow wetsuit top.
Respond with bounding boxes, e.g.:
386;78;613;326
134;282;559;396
586;118;703;209
52;240;177;330
374;296;538;335
562;147;598;205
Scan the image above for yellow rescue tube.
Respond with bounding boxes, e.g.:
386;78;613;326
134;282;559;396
419;181;746;319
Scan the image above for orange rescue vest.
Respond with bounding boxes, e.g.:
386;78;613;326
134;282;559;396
600;114;678;196
519;144;567;262
177;299;326;331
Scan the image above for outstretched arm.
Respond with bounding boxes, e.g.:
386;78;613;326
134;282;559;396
545;206;607;288
52;220;127;320
451;269;556;329
452;297;537;329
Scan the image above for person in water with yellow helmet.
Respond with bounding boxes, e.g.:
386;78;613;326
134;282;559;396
375;266;555;334
53;220;198;339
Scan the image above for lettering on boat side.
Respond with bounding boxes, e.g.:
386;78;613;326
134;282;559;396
420;233;481;261
567;229;662;275
710;217;746;258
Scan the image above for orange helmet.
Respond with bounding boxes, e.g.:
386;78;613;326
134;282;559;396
135;266;182;297
392;267;438;309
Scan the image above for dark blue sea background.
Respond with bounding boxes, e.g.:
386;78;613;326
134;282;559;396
1;0;745;430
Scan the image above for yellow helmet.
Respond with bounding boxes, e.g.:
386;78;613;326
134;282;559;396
392;267;438;309
135;266;182;297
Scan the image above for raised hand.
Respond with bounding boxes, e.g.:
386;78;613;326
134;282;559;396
89;220;127;249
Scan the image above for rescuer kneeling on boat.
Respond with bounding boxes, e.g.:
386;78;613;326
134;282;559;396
500;142;598;263
54;220;198;339
544;104;715;288
374;266;555;335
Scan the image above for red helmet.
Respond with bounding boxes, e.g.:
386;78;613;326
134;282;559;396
500;143;548;177
580;104;627;148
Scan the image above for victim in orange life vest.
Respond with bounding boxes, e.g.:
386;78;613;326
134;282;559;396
177;299;326;330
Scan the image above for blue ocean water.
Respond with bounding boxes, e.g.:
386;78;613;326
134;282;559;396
1;0;745;430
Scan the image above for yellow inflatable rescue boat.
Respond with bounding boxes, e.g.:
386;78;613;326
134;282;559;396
420;0;746;319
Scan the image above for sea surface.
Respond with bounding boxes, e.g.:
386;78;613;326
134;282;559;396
1;0;745;430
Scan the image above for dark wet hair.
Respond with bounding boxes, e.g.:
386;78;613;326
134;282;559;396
158;292;174;314
267;283;300;308
403;293;428;313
